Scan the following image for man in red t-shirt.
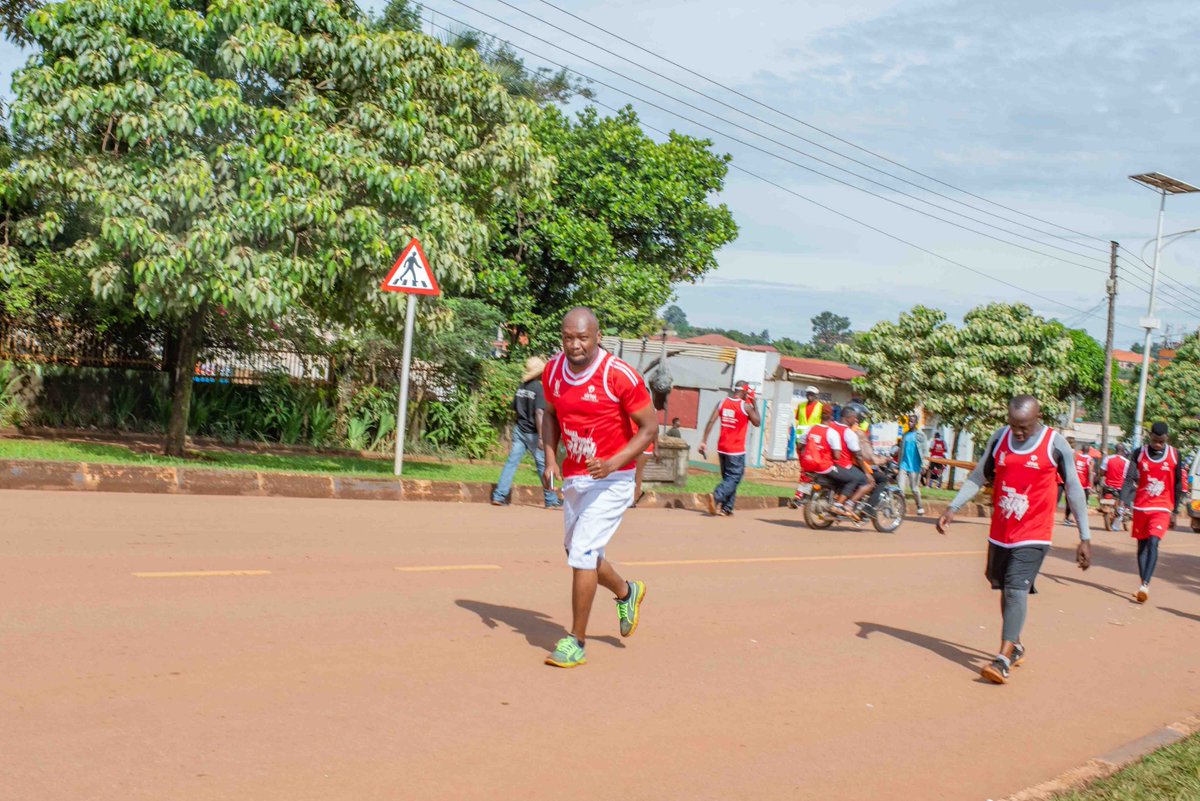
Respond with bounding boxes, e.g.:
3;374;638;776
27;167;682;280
1119;422;1183;603
540;308;658;669
698;380;762;516
937;395;1091;685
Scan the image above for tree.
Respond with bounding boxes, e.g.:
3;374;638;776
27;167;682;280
0;0;40;44
838;306;955;419
373;0;420;33
475;105;737;350
1059;328;1106;408
940;303;1071;446
662;304;690;335
811;311;851;348
0;0;551;455
1129;333;1200;451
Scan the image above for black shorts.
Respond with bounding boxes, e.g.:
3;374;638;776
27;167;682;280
985;543;1048;594
824;465;867;494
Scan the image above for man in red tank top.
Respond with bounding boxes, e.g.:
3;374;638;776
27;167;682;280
699;381;762;516
1064;444;1093;525
1119;422;1183;603
937;396;1092;685
540;308;658;669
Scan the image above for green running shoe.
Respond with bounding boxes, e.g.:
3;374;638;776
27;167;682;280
545;636;586;668
616;580;646;638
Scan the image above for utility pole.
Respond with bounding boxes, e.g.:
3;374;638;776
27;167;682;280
1100;241;1118;454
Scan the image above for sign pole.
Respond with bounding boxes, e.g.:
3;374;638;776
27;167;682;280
394;293;417;476
379;237;439;476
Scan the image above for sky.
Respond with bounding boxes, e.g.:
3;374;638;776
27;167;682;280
3;0;1198;347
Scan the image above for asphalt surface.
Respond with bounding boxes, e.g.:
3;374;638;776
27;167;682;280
3;490;1199;800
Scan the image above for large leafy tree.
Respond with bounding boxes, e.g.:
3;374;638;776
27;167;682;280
810;310;851;349
0;0;550;455
475;105;738;350
838;305;955;419
1130;333;1200;451
843;302;1073;454
940;303;1071;445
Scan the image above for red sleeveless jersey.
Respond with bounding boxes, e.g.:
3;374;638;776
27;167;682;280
801;423;837;474
1073;452;1091;487
828;421;855;468
989;426;1059;547
543;351;652;479
1103;455;1129;489
716;397;751;455
1133;446;1178;513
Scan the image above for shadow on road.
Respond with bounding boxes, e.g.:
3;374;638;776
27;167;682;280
455;600;624;651
1049;539;1200;597
855;621;991;674
1159;606;1200;623
1040;572;1133;601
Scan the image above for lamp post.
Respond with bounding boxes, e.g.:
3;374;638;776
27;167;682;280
1128;172;1200;447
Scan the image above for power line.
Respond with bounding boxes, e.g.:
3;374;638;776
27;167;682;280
432;0;1112;276
1117;245;1200;309
527;0;1121;253
506;0;1200;323
420;13;1143;331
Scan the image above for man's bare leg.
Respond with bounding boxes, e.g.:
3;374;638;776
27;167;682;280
570;568;599;644
571;559;630;643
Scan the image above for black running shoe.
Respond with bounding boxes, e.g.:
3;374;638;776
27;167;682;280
981;657;1010;684
1011;643;1026;668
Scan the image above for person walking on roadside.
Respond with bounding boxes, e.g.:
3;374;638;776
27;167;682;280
540;308;656;668
1119;422;1182;604
898;417;927;516
699;381;761;516
1064;442;1093;525
492;356;560;509
928;432;948;487
937;395;1092;685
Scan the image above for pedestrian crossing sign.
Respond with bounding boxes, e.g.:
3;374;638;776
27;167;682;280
381;238;440;296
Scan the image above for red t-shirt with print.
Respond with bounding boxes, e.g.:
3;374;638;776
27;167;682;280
543;351;652;479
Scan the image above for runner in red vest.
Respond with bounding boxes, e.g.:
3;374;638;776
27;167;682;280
1101;444;1130;493
1064;443;1093;525
937;395;1092;685
540;308;657;669
1119;422;1183;604
699;380;762;516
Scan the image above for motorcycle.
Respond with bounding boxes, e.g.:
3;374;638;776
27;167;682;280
1098;486;1128;532
796;461;906;533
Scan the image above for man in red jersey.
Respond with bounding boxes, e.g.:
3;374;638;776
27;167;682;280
937;396;1091;685
1119;422;1183;603
540;308;657;669
1064;442;1093;525
829;406;871;517
699;380;762;516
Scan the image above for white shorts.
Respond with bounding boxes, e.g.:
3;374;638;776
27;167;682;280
562;471;635;569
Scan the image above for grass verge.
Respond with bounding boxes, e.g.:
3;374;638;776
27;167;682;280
1050;729;1200;800
0;437;794;497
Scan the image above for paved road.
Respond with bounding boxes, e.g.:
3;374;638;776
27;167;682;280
3;490;1199;800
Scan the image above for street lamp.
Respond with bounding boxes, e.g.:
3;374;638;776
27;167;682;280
1128;172;1200;447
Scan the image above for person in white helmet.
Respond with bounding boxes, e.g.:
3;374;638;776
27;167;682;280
795;386;823;445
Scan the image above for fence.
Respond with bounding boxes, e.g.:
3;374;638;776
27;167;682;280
0;316;333;385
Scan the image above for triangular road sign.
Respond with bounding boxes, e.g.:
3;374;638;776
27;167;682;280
381;238;440;296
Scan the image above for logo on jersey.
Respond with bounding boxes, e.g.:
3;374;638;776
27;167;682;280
582;385;599;403
998;484;1030;521
554;378;562;397
998;451;1007;467
1146;477;1166;497
562;426;597;461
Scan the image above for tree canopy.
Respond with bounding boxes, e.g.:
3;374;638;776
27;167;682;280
474;105;738;351
0;0;551;453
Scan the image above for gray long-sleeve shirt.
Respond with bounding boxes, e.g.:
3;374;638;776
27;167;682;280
949;425;1091;541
